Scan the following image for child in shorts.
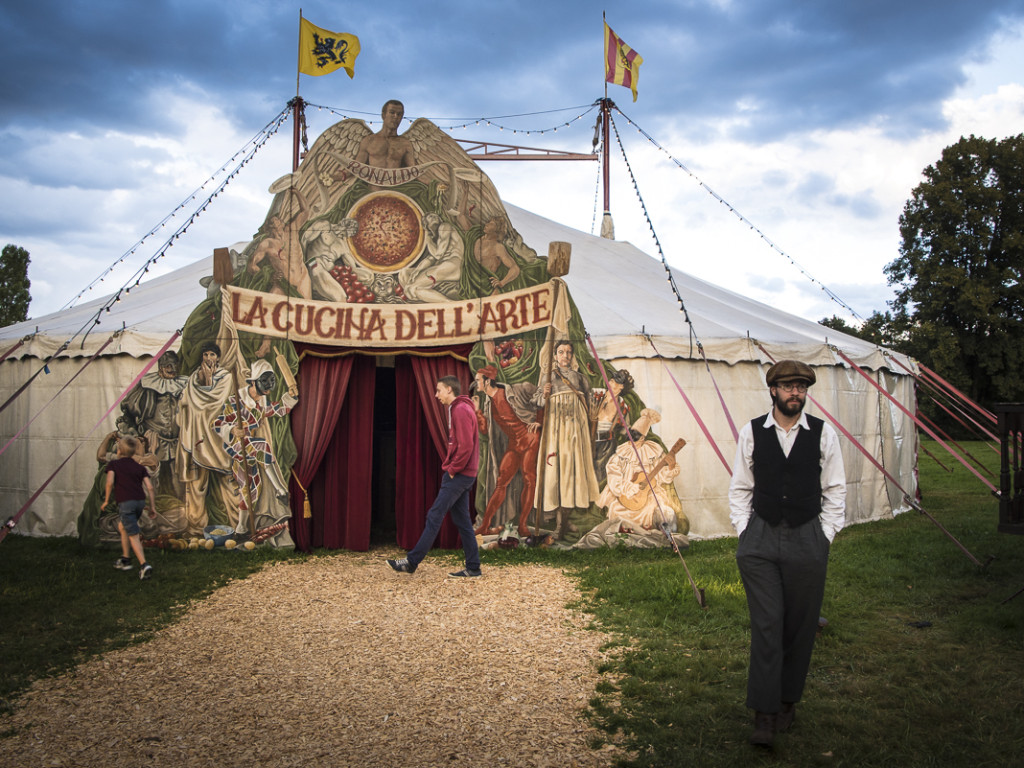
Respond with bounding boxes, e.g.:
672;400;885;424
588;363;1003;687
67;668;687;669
103;435;157;580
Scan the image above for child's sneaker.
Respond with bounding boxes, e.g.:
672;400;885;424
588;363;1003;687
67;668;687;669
139;564;153;580
114;557;133;571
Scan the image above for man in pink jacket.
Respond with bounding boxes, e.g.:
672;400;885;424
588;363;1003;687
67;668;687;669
388;375;482;577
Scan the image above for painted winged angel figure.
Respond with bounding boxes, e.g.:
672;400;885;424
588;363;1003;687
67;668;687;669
278;100;540;304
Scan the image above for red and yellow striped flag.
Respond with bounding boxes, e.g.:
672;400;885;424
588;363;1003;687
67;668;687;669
604;22;643;102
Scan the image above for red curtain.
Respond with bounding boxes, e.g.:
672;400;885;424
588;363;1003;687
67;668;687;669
394;355;473;550
394;356;447;548
308;354;376;550
287;345;472;552
287;354;354;551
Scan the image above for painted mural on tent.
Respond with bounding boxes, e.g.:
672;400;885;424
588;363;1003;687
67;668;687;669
78;99;690;552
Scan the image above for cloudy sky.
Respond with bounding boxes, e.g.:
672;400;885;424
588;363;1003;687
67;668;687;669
2;0;1023;325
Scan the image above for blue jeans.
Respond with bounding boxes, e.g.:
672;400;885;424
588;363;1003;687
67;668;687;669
118;499;146;536
407;472;480;571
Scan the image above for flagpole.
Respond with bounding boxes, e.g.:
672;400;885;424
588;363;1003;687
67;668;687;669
293;9;304;172
603;11;608;100
296;9;303;98
601;13;613;238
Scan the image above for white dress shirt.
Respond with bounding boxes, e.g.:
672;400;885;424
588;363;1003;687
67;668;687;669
728;410;847;542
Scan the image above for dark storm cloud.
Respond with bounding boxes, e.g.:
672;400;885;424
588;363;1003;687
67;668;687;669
634;0;1024;139
3;0;1022;142
0;0;287;134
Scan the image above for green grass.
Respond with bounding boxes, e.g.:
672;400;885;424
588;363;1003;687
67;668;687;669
0;538;302;714
2;440;1023;767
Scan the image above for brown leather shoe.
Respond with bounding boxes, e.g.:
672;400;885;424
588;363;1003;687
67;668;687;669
777;702;796;732
749;712;776;747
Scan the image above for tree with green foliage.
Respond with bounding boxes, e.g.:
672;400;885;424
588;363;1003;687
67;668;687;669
0;244;31;328
886;134;1024;406
818;311;908;352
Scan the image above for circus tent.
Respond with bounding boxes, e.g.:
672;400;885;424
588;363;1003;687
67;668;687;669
0;201;916;542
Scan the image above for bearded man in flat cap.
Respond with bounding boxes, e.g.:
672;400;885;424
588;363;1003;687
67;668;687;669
728;360;846;749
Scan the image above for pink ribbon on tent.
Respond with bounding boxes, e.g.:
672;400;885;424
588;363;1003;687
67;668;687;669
918;398;999;462
638;336;733;475
924;391;1000;450
885;353;1001;445
920;441;952;473
0;351;64;417
0;334;117;459
695;341;739;441
0;331;181;546
584;333;707;608
754;341;987;567
806;376;986;568
831;347;997;494
0;338;25;364
918;362;997;426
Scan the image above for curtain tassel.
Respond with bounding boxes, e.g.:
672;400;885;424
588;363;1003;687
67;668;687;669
291;472;312;519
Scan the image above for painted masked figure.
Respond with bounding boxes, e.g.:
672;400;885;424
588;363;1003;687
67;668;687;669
214;360;298;537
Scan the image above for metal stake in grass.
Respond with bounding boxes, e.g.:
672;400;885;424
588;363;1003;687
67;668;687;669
659;522;707;609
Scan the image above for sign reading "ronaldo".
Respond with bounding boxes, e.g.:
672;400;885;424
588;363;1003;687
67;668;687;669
224;283;555;346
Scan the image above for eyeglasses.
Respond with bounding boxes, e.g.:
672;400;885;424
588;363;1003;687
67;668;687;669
776;382;808;393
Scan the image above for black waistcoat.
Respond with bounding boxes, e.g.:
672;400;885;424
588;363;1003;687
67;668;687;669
751;413;824;527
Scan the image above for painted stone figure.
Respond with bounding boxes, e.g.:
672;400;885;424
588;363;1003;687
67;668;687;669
118;350;188;496
247;187;313;300
213;359;297;543
175;341;234;534
534;339;600;536
472;364;541;537
597;409;686;533
398;213;463;302
591;368;634;484
355;99;416;169
302;217;373;303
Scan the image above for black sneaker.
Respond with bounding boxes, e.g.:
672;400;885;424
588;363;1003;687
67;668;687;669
448;568;482;578
114;557;133;571
387;558;416;573
139;564;153;580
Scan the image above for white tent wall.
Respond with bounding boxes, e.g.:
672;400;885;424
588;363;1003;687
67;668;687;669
0;353;158;536
0;261;203;538
604;356;917;539
0;204;918;539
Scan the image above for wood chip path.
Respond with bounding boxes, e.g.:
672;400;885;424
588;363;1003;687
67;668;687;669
0;555;626;768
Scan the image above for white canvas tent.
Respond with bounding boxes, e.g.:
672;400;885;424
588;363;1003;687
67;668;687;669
0;202;917;539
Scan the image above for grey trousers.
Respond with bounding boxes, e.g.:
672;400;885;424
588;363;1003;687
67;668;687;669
736;514;830;713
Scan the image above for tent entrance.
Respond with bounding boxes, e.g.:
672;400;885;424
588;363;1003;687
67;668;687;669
289;345;473;552
370;358;397;545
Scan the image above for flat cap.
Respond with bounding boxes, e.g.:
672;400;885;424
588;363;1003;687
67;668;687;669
766;359;816;387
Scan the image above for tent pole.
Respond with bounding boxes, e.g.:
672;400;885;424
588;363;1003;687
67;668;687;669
291;97;305;172
602;99;611;214
600;98;614;239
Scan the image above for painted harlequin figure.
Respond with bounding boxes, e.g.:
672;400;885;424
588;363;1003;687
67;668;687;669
213;360;297;534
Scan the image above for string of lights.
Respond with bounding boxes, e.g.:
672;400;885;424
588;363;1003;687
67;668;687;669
61;106;293;313
303;101;599;137
71;106;290;348
303;98;862;322
590;132;605;236
609;103;865;322
608;111;700;354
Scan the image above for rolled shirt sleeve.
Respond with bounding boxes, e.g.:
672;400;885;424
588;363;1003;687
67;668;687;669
728;421;756;536
818;423;846;542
